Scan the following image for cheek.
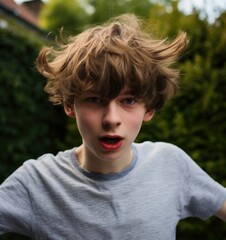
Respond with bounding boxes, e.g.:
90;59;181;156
127;114;144;133
132;109;147;129
76;111;98;133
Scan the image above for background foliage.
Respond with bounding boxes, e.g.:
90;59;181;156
0;28;67;182
1;0;226;239
39;0;158;34
39;0;90;34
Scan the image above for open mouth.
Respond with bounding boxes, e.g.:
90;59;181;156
99;136;123;150
101;137;122;144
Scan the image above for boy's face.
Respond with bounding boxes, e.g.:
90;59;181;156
64;89;154;173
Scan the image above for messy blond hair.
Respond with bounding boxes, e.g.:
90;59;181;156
37;14;188;111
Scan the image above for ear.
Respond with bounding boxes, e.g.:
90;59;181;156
64;104;76;118
143;110;155;122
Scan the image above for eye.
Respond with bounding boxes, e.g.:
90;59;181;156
121;98;136;105
85;97;102;104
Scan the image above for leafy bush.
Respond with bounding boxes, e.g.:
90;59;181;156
0;29;66;182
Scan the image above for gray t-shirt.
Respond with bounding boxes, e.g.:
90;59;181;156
0;141;226;239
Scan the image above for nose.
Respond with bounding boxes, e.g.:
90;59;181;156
102;101;121;129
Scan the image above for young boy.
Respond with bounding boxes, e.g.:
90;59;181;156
0;14;226;239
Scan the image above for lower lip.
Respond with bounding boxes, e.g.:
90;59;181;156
99;139;123;151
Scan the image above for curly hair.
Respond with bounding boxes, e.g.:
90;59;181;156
36;14;188;111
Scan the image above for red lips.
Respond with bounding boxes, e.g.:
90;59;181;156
99;135;123;151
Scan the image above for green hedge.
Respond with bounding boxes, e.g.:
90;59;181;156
0;29;66;185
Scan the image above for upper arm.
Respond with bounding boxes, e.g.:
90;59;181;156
215;200;226;222
0;169;32;235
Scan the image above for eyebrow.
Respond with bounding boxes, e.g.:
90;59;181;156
120;89;134;95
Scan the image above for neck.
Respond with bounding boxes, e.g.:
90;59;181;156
75;144;133;174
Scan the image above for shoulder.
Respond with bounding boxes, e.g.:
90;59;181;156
2;148;76;186
133;141;186;158
133;141;193;173
25;148;75;168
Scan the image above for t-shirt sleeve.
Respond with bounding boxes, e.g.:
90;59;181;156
0;165;32;236
177;147;226;220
